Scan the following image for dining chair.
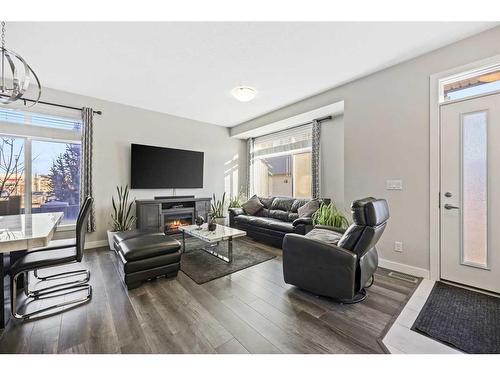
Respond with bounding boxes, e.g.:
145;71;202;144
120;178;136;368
10;196;93;321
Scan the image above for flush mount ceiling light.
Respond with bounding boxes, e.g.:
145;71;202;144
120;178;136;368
0;21;41;107
231;86;257;102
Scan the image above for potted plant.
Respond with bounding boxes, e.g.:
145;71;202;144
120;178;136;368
312;201;349;230
210;192;226;225
228;190;246;209
107;185;136;251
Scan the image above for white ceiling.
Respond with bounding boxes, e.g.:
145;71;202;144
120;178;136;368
6;22;497;127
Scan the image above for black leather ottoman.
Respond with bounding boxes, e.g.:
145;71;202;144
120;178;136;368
114;232;182;289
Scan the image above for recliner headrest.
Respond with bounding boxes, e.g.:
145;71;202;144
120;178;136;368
351;198;389;226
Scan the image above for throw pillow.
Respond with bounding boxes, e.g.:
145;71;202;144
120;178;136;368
297;199;320;218
242;195;264;215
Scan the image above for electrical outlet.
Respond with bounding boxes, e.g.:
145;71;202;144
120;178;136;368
394;241;403;253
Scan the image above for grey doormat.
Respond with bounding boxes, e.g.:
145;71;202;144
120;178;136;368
412;281;500;353
179;237;276;284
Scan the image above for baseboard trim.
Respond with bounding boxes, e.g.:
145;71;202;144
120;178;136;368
85;240;108;250
378;258;430;279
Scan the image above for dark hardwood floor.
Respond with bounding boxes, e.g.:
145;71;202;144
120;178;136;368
0;238;419;354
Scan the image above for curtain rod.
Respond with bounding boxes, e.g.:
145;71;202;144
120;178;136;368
295;115;333;128
0;94;102;115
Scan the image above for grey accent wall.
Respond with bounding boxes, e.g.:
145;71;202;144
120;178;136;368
38;87;246;244
231;26;500;272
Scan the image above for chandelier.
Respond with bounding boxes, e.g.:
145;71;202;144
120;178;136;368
0;21;41;107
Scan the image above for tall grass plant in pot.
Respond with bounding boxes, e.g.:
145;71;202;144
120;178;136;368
312;202;349;230
211;192;226;225
107;185;136;250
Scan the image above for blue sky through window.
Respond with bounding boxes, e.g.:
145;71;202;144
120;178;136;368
446;80;500;101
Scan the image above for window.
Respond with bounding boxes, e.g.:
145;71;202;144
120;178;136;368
250;125;312;198
0;107;82;225
441;65;500;102
461;111;488;268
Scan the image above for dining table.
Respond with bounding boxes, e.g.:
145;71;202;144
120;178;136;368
0;212;63;329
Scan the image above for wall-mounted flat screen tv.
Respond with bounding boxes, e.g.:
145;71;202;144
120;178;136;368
131;144;204;189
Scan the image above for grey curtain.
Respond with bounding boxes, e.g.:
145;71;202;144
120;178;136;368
311;119;321;199
81;107;96;232
246;137;254;198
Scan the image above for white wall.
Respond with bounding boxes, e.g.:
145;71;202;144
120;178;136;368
230;26;500;273
38;87;246;245
321;115;344;208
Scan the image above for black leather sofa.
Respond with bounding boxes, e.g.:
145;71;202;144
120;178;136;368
282;197;389;303
228;196;325;248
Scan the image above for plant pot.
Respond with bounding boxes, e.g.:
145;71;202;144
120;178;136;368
214;217;226;226
107;230;118;251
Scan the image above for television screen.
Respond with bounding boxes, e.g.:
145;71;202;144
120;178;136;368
131;144;204;189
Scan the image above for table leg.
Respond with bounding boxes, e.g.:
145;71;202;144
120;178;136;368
10;251;25;289
1;254;5;329
201;239;233;263
182;231;186;253
228;237;233;263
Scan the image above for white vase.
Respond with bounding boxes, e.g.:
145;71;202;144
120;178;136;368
215;217;226;226
107;230;118;251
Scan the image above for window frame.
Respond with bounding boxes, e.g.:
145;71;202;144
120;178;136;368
439;63;500;104
0;109;82;229
250;124;313;198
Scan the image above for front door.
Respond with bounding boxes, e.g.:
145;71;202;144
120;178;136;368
440;93;500;293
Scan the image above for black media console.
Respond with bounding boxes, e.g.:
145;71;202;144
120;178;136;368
135;195;211;234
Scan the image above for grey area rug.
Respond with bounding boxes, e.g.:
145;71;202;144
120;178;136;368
179;237;276;284
412;281;500;353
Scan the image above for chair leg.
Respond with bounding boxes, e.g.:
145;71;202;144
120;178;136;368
33;268;89;282
27;270;90;298
23;271;30;297
11;272;92;321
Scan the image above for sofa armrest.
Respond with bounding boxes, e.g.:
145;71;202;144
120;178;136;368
228;207;245;216
282;233;357;299
314;224;346;234
292;217;313;226
228;207;245;227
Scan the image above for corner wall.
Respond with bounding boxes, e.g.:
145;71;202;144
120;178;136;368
230;26;500;272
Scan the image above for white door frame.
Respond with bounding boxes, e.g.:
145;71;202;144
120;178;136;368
429;53;500;280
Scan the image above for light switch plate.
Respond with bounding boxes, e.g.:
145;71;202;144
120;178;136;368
386;179;403;190
394;241;403;253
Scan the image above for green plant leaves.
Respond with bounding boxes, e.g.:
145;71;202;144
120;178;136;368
210;192;227;218
312;201;349;229
111;184;136;232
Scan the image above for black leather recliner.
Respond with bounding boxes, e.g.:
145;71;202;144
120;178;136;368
282;197;389;303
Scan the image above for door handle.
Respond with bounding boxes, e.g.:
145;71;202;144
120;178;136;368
444;204;460;210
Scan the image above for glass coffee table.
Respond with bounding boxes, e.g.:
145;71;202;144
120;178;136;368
179;224;246;263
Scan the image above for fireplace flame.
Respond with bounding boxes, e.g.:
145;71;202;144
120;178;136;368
166;219;190;231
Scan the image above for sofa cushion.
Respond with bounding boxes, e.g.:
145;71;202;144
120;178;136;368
305;228;342;245
251;217;295;233
234;215;258;224
254;208;270;217
298;199;320;218
118;235;181;262
242;194;264;215
271;197;294;212
258;196;275;209
291;199;308;213
288;212;299;222
269;209;289;222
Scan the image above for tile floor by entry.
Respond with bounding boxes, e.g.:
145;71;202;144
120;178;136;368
382;279;461;354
